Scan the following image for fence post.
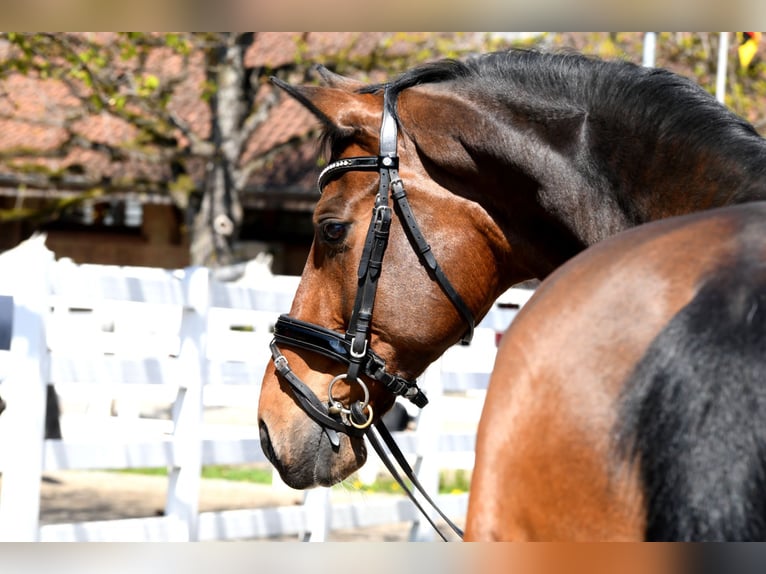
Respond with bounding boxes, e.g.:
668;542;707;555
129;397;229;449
165;266;209;541
302;487;331;542
0;240;53;541
408;358;444;542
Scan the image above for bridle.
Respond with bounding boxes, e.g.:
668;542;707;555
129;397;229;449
268;86;475;540
269;86;475;433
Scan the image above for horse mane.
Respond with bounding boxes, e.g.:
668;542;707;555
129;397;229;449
354;49;764;164
617;249;766;541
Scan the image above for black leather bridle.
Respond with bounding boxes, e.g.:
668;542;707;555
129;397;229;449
268;86;474;540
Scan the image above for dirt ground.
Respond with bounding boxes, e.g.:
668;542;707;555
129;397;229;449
32;469;418;542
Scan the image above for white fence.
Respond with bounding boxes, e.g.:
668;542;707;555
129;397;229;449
0;236;530;542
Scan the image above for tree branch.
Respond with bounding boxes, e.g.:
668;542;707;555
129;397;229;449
167;110;214;156
236;82;282;150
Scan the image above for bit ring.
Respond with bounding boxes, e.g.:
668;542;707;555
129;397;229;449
327;373;370;415
349;403;374;430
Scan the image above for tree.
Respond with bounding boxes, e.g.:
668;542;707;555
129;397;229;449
0;32;307;266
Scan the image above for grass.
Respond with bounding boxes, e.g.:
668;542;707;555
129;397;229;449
117;465;472;494
118;464;273;484
343;469;471;495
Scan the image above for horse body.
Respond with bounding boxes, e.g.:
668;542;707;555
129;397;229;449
465;203;766;540
257;50;766;538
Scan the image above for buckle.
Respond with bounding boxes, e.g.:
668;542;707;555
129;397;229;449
373;205;391;233
349;337;368;360
273;354;289;372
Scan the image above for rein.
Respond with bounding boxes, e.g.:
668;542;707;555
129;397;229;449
269;87;474;541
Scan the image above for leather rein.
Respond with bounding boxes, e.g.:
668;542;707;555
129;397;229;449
269;87;474;540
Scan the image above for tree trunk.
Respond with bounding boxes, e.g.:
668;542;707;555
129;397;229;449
190;33;253;267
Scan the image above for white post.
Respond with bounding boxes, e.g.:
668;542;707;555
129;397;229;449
164;266;208;541
0;239;53;541
302;487;331;542
642;32;657;67
408;358;444;542
716;32;729;103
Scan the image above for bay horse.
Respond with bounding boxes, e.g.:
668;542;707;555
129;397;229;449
256;49;766;538
465;202;766;541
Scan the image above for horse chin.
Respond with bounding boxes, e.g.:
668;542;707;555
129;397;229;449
259;419;367;489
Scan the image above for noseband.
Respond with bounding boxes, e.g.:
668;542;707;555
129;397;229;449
270;86;475;442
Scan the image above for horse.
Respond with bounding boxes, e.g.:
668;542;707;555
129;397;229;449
256;49;766;537
465;202;766;541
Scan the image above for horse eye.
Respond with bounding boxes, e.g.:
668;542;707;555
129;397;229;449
320;221;349;244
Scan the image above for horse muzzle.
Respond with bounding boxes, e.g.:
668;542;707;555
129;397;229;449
257;413;366;489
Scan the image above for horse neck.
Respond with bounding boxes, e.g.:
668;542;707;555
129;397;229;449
580;68;766;218
498;123;766;276
401;82;766;281
402;95;617;278
507;93;766;234
589;131;766;221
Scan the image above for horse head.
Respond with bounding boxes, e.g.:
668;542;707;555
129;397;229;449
257;67;527;489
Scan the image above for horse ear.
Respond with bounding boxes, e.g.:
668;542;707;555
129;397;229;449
313;65;364;91
271;76;378;136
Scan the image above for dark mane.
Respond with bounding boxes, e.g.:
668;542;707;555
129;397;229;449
358;49;765;169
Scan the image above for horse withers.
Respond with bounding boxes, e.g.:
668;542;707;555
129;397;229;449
466;202;766;541
257;49;766;529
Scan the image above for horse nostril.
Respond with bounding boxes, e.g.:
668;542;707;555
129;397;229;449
259;421;277;465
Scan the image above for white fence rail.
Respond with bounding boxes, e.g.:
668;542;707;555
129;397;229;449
0;236;529;542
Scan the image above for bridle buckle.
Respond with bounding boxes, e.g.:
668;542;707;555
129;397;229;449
373;205;391;231
273;353;288;372
349;337;368;360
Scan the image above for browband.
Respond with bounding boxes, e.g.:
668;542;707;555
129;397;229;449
317;157;388;193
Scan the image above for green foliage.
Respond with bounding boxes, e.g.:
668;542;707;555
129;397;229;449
0;187;103;223
200;79;217;102
164;33;192;56
441;469;471;494
137;74;160;97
